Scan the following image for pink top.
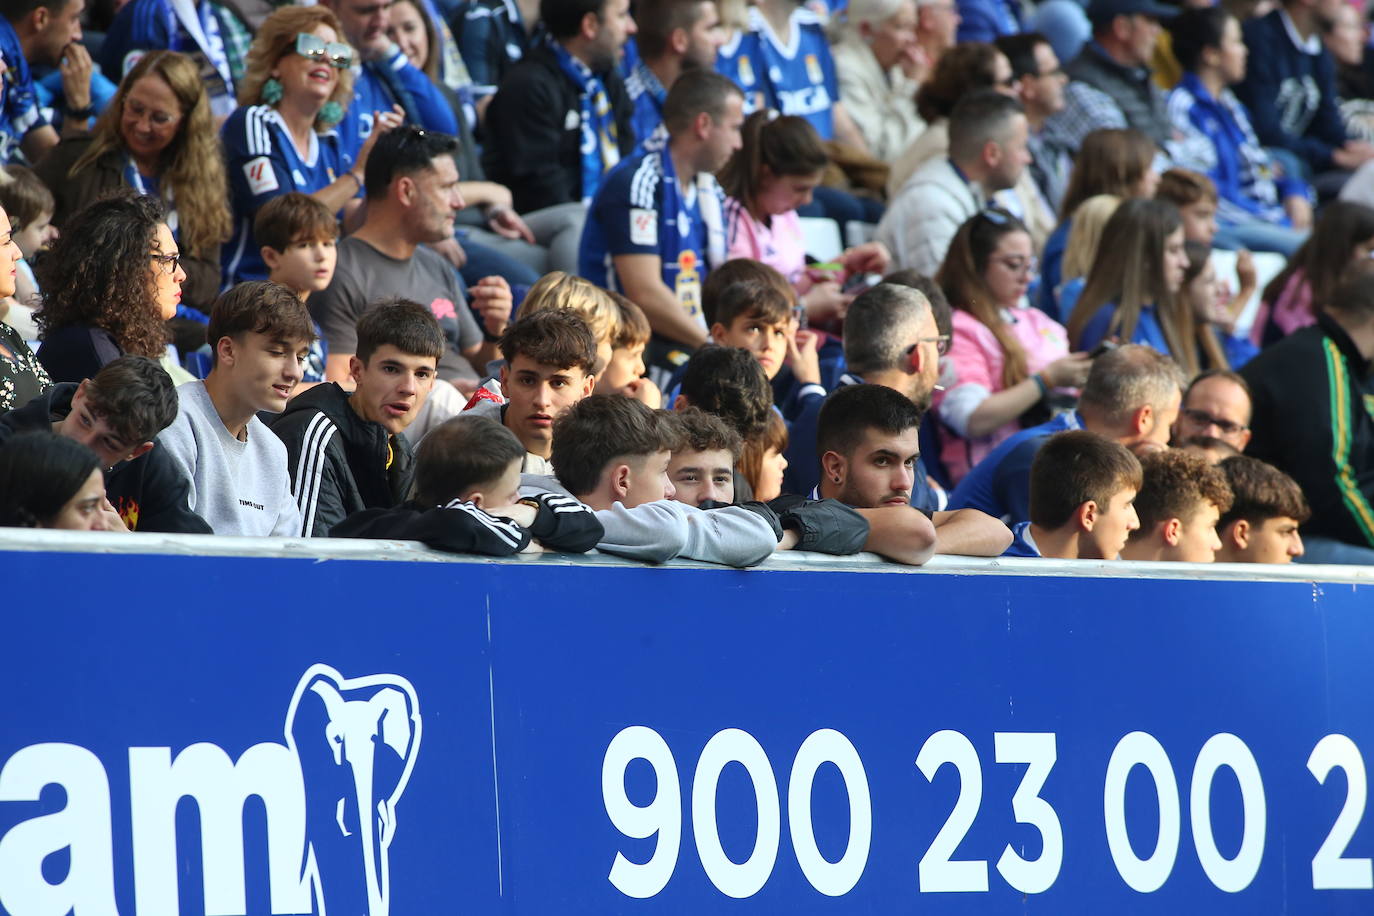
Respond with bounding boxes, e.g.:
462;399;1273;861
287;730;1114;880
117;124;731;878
724;197;807;287
936;306;1071;483
1251;268;1316;345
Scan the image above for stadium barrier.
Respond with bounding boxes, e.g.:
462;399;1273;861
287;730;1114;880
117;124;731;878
1;528;1371;915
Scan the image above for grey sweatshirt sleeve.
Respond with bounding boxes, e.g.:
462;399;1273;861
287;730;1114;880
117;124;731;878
594;500;778;567
155;410;200;515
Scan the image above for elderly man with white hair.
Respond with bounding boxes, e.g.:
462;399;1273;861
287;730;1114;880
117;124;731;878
833;0;955;161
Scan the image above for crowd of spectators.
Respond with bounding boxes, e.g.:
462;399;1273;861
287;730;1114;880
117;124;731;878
2;0;1373;569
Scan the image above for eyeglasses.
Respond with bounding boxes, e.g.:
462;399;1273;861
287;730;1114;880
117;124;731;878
908;334;952;357
294;32;355;70
993;255;1039;276
150;251;181;275
125;98;180;127
1181;407;1248;437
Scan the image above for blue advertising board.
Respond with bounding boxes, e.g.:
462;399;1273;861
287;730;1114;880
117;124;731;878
0;536;1371;915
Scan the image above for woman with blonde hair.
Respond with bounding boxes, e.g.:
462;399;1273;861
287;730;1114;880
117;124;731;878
36;51;230;312
1055;194;1122;320
1038;128;1157;319
518;271;621;372
935;208;1089;482
222;4;402;284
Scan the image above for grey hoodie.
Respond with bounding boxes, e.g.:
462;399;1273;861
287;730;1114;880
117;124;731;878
520;475;778;567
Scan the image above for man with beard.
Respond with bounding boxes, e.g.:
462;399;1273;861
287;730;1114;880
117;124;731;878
580;69;744;368
814;381;1012;557
484;0;638;215
626;0;725;145
309;126;512;391
807;373;1016;560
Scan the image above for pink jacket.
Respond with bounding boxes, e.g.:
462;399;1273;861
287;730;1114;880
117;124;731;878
936;306;1071;483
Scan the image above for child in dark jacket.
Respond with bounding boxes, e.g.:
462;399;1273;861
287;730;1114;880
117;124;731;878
332;413;603;554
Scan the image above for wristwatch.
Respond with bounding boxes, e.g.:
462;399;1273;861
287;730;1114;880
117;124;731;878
63;101;95;118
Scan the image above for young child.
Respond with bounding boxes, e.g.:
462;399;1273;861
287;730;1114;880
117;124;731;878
255;192;339;384
271;300;445;536
739;412;789;502
676;345;775;443
542;394;781;566
1180;240;1259;369
1120;449;1234;563
1157;169;1259;346
666;407;742;507
158;282;315;536
332;414;603;554
465;271;621;408
465;309;599;475
1215;455;1309;564
596;291;661;406
0;165;56;338
1005;429;1143;559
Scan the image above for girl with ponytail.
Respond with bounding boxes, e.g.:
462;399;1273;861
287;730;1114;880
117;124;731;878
719;110;890;326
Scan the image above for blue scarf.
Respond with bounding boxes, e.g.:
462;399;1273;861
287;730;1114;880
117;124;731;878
645;129;727;323
550;39;620;202
124;156;179;237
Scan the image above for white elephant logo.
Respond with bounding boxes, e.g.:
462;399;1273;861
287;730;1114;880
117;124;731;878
284;664;422;916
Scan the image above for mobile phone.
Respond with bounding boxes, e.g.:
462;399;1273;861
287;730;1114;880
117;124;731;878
1089;340;1118;359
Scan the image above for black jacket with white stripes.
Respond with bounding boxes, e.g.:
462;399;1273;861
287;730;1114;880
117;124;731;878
270;382;415;538
329;492;604;555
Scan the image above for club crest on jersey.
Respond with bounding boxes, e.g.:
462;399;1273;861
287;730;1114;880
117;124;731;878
737;54;755;87
805;54;823;85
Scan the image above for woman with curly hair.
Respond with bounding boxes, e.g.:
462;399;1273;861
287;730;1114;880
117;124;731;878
35;191;186;383
222;5;402;284
35;51;231;314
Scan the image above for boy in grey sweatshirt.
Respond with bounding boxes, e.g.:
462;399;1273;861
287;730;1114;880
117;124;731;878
540;394;782;567
159;282;314;537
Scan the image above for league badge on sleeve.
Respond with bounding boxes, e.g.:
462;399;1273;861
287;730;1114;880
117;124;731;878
630;208;658;246
244;156;280;195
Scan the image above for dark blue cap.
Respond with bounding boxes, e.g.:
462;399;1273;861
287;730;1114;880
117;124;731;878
1087;0;1180;27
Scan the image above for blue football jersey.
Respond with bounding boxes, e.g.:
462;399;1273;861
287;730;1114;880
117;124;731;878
0;19;44;162
580;147;710;327
716;29;772;116
335;48;459;161
222;104;346;284
748;5;839;139
100;0;235;118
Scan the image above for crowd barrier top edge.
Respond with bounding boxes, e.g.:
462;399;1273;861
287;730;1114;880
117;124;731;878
3;527;1370;586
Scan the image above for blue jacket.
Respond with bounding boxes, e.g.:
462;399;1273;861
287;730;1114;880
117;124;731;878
1234;9;1346;171
1036;219;1071;321
1167;72;1309;226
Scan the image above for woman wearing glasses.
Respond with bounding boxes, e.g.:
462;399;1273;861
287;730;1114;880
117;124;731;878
221;5;402;285
36;51;230;315
34;191;186;384
935;208;1090;483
